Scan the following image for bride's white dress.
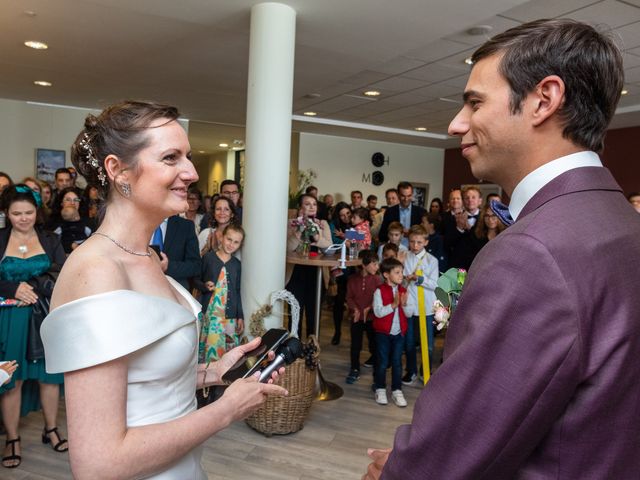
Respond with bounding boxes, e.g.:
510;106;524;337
41;277;207;479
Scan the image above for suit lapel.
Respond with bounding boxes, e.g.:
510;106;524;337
519;167;622;219
163;216;177;254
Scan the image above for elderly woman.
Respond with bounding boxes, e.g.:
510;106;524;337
41;101;285;479
0;185;67;469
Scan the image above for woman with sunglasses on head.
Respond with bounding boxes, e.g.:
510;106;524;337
0;185;67;469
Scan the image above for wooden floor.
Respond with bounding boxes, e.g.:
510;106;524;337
3;304;442;479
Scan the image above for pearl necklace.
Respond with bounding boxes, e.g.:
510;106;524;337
92;232;152;257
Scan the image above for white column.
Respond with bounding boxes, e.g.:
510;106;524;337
241;3;296;333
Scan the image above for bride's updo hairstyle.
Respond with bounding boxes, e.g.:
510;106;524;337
71;100;180;200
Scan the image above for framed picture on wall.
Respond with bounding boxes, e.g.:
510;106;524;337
35;148;65;183
412;182;429;208
461;183;503;201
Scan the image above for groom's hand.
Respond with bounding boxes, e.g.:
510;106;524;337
362;448;392;480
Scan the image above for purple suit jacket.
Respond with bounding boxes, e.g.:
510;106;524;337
383;167;640;479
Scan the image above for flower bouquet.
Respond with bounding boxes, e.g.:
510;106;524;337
290;216;320;256
433;268;467;331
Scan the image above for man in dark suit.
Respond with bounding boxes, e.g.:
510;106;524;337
364;19;640;479
443;185;483;270
378;182;426;245
156;215;201;290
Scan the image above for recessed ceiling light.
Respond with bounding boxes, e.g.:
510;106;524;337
232;147;243;151
467;25;493;36
303;111;317;116
415;127;428;132
33;80;52;87
464;57;473;65
23;10;37;17
24;40;48;50
218;143;228;148
198;150;206;154
363;90;381;97
621;89;628;95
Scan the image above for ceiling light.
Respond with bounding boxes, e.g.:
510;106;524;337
23;10;37;17
232;147;243;151
218;143;228;148
363;90;381;97
33;80;52;87
198;150;206;154
467;25;493;36
415;127;427;132
621;89;628;95
25;40;48;50
464;57;473;65
303;111;317;116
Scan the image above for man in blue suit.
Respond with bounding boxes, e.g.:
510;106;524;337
378;182;426;246
153;215;200;290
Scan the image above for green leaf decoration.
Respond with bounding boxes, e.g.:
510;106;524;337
435;287;450;307
437;268;463;293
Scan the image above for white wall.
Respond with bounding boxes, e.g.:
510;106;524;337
298;133;444;206
0;98;189;183
0;99;100;181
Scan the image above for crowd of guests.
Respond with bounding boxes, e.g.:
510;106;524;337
0;161;638;466
283;181;513;406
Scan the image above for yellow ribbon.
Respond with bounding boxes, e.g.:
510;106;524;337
416;268;430;385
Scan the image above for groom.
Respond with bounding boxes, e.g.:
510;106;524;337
364;19;640;479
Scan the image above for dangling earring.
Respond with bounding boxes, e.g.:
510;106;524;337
118;182;132;198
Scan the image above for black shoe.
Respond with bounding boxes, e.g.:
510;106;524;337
42;427;68;453
331;334;340;345
402;373;418;386
363;356;374;368
2;437;21;469
345;369;360;384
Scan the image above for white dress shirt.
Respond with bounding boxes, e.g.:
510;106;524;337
509;151;602;221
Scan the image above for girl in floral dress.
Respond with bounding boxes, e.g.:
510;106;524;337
196;224;245;363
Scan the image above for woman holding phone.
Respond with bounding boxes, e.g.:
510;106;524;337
41;101;286;479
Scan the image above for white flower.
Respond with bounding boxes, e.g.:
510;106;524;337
433;300;450;330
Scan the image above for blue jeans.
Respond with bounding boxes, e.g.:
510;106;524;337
374;332;404;391
405;314;434;377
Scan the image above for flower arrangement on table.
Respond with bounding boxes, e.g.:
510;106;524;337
290;216;321;255
433;268;467;331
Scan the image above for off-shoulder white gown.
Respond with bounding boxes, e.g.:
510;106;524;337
41;277;207;479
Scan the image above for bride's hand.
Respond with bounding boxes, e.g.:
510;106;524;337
218;374;288;422
211;337;285;385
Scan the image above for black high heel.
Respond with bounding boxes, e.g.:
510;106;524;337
42;427;68;452
2;437;21;468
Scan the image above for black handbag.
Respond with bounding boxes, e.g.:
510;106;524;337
27;296;50;362
25;270;58;363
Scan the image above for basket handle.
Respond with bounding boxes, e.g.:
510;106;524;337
270;289;300;339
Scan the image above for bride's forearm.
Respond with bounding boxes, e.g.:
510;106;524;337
196;361;223;388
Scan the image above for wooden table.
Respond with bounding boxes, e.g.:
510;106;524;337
286;252;362;401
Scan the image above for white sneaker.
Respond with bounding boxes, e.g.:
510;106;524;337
375;388;388;405
392;390;407;407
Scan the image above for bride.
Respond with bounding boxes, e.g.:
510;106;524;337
41;101;287;479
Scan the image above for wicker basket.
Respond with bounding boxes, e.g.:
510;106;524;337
245;290;318;436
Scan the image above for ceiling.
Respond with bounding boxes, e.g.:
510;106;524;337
1;0;640;153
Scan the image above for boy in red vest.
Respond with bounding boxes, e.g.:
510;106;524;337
372;258;409;407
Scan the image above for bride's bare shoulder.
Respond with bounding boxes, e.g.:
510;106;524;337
51;242;128;309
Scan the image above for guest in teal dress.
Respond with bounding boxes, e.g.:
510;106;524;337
0;185;67;469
